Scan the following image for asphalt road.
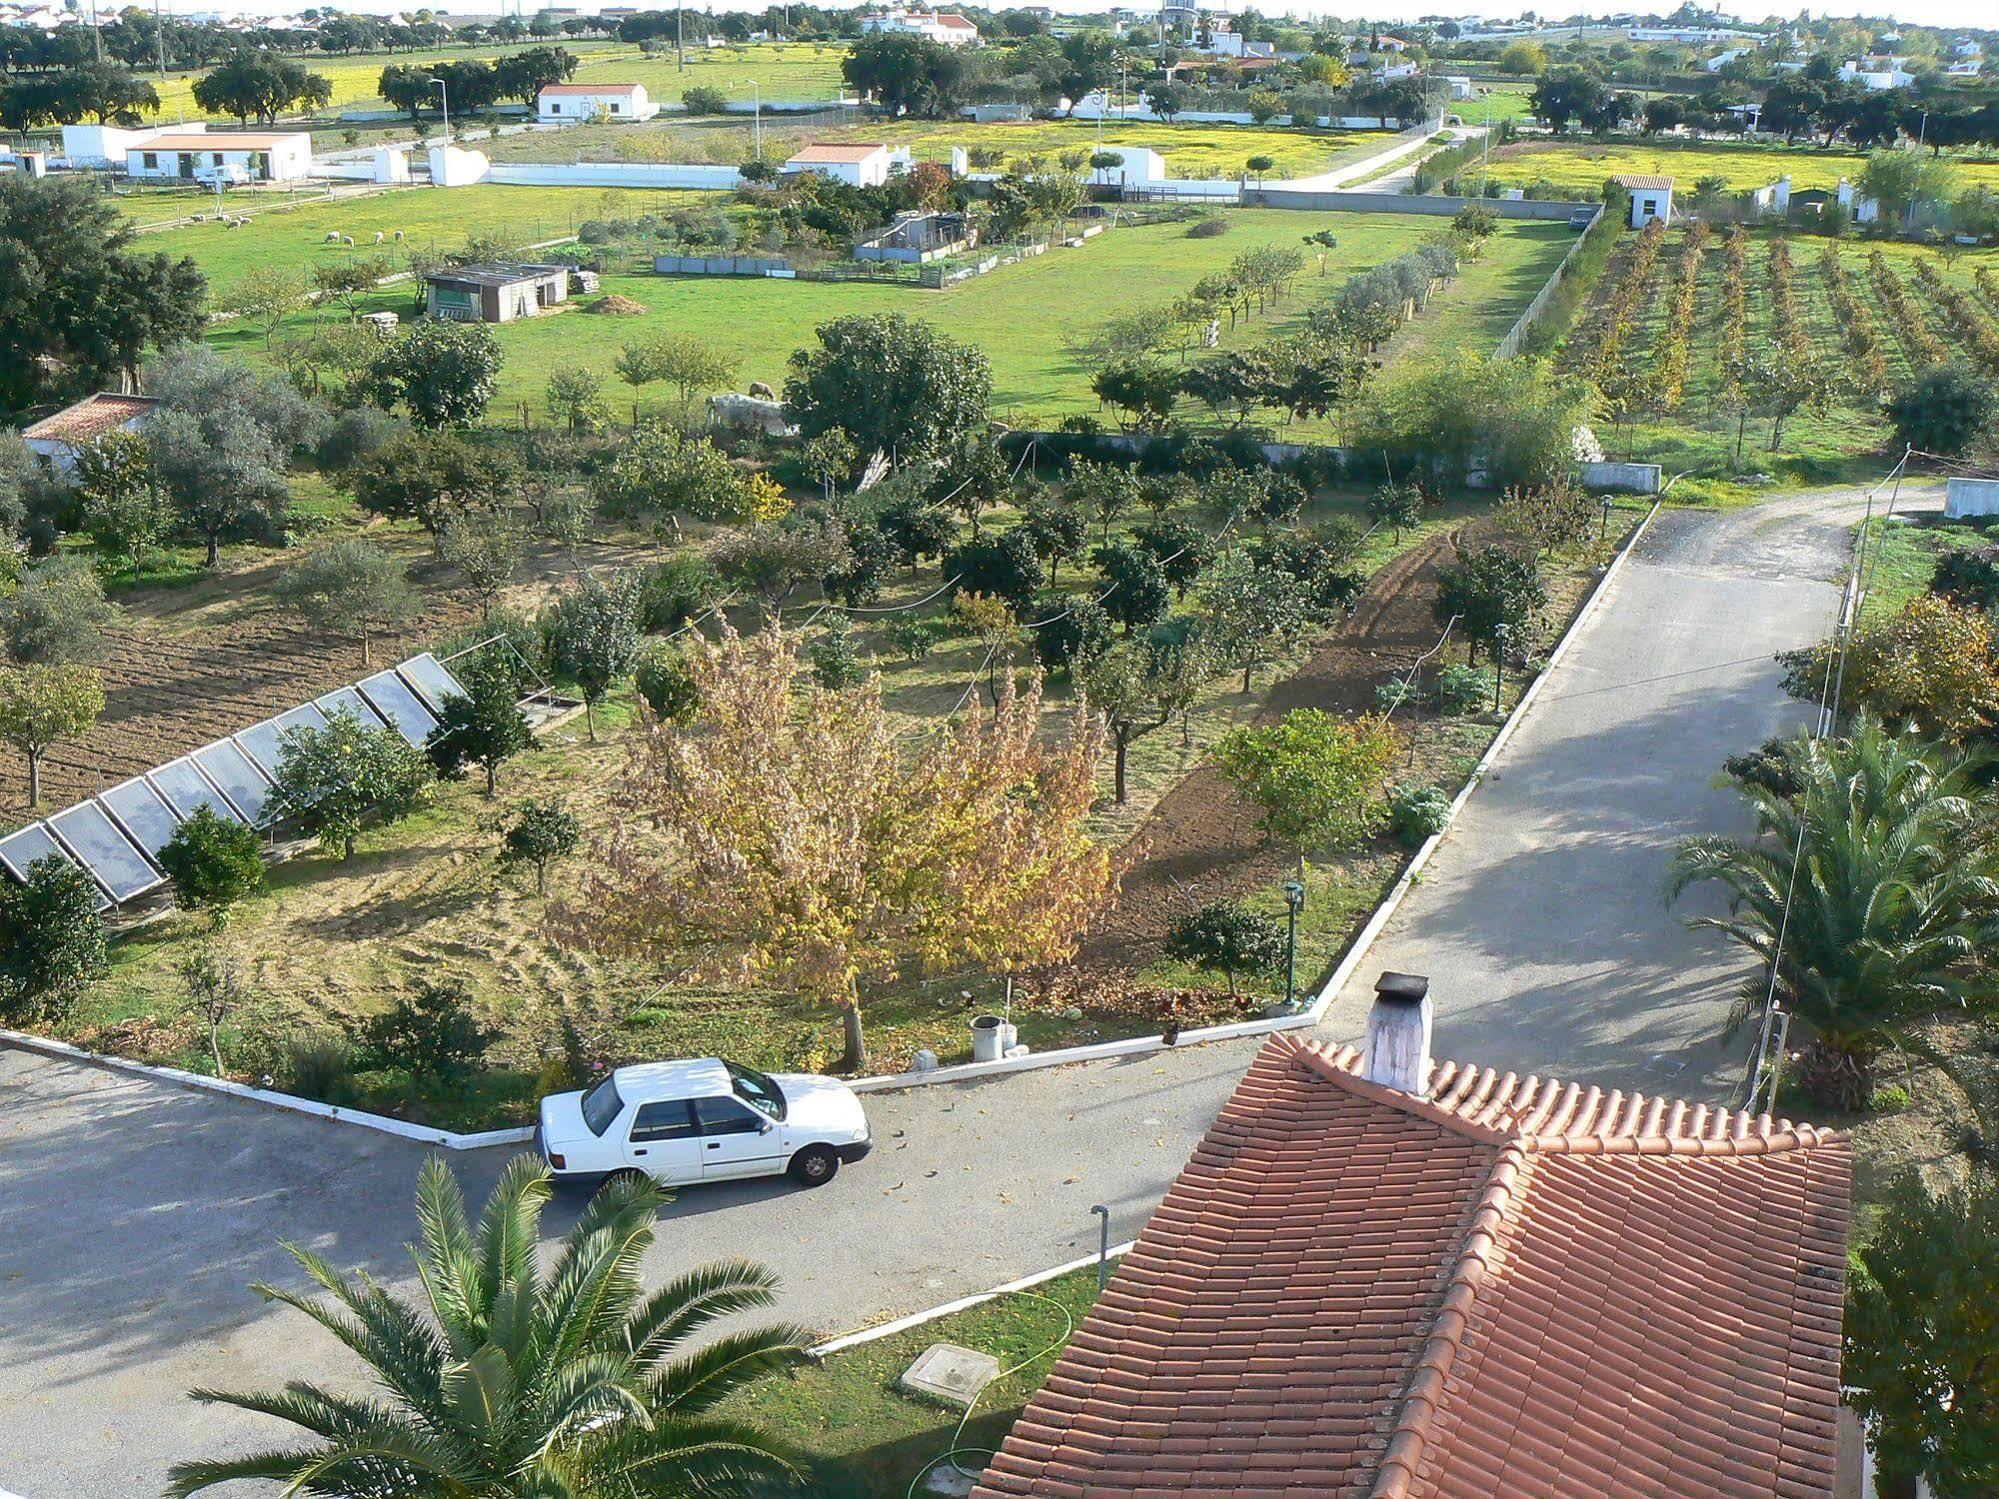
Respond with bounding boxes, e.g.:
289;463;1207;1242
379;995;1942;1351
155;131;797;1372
0;489;1901;1498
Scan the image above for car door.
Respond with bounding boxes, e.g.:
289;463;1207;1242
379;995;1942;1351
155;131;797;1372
624;1100;703;1183
693;1095;785;1181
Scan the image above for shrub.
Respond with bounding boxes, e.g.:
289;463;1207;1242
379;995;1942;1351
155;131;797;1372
638;554;725;633
274;1032;359;1106
1431;664;1486;716
634;642;701;722
882;613;940;660
682;84;728;115
1375;678;1416;713
1163;899;1285;996
1930;547;1999;615
354;978;491;1089
157;806;266;925
1032;594;1115;673
1216;709;1399;853
1386;782;1453;847
500;798;581;896
1187;216;1230;239
809;619;864;689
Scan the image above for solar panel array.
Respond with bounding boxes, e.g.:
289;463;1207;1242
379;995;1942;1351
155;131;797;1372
0;652;465;911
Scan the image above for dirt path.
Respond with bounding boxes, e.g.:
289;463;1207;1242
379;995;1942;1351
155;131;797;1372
1078;522;1477;971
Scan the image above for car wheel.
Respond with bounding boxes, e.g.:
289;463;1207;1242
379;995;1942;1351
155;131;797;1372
601;1167;650;1193
788;1145;839;1187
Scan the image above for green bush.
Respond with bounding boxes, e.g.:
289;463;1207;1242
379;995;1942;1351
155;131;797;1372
1431;664;1486;716
634;642;701;722
1387;782;1453;848
809;619;864;689
274;1033;359;1106
354;978;492;1089
157;806;267;925
882;613;940;660
1163;899;1285;996
681;85;728;115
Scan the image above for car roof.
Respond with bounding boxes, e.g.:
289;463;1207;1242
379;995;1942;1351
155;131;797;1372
612;1058;732;1098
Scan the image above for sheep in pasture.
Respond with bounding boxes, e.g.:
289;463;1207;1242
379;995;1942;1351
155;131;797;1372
393;229;405;242
324;230;341;243
341;235;355;247
373;231;384;244
746;379;778;400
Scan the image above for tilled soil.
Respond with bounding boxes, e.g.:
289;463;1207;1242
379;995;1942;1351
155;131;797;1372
3;601;477;825
1078;521;1483;971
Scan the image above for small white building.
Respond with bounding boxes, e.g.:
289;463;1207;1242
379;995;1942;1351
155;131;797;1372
1445;75;1474;99
536;82;659;123
126;130;313;183
22;394;159;477
1836;177;1881;224
0;148;47;177
423;262;569;323
1703;47;1750;71
1748;174;1792;216
1613;173;1673;227
782;141;910;188
62;121;200;169
1839;57;1914;89
1375;60;1420;80
859;9;979;45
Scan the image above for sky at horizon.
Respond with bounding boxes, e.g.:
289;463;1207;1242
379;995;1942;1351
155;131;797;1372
86;0;1996;35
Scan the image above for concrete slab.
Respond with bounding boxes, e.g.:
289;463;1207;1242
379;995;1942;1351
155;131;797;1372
901;1342;1001;1406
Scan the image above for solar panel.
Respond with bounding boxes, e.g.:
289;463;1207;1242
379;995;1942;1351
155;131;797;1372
193;738;275;825
357;668;440;749
100;776;184;859
234;702;329;779
0;823;110;909
48;801;162;902
315;686;389;730
148;757;244;825
397;652;469;713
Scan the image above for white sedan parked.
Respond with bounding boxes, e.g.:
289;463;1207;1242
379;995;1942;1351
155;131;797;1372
538;1058;872;1188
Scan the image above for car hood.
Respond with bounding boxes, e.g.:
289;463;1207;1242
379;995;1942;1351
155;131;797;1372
539;1090;592;1149
773;1074;869;1136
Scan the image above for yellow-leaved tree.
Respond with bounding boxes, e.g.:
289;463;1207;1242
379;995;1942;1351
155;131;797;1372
553;624;1112;1071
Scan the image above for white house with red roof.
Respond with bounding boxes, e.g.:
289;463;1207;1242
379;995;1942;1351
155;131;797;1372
124;129;313;182
782;141;912;188
536;81;659;123
859;8;980;45
22;394;159;477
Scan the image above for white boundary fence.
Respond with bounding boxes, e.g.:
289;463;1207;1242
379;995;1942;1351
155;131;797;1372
0;501;1663;1148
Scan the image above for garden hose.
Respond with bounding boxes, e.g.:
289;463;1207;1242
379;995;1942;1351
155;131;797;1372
903;1289;1075;1499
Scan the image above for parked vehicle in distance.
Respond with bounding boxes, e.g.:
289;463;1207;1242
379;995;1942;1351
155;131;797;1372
538;1058;872;1188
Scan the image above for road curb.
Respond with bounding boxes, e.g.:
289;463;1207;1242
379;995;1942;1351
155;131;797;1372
0;501;1661;1149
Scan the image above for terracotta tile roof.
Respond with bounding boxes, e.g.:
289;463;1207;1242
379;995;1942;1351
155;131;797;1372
138;131;305;150
21;393;158;444
1612;173;1676;190
971;1035;1851;1499
786;141;889;163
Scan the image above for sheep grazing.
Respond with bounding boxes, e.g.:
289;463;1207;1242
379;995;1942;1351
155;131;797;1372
324;230;341;243
393;229;405;242
341;235;355;247
373;231;384;244
746;379;778;400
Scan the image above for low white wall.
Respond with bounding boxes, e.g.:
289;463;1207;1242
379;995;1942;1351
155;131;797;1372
1946;477;1999;518
1581;460;1662;494
428;145;492;187
484;160;742;189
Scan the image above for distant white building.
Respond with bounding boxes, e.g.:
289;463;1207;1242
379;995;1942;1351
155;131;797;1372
859;9;980;45
1375;60;1420;80
1445;75;1474;99
1204;28;1275;59
22;394;159;478
1839;57;1914;89
1954;38;1983;58
536;82;659;122
1703;47;1750;71
783;141;911;188
1628;25;1754;42
125;130;314;182
1947;58;1984;78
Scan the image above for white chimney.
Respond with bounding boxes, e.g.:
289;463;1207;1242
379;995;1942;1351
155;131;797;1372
1363;972;1432;1096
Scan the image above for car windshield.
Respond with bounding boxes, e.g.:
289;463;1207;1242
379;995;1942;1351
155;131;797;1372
726;1061;786;1121
579;1075;623;1137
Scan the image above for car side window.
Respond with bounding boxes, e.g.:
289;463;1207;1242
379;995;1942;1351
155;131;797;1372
693;1096;764;1137
629;1101;697;1143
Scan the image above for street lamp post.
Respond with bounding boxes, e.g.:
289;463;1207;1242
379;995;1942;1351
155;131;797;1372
1492;622;1511;711
427;77;449;139
1599;495;1614;547
752;79;762;159
1282;880;1306;1008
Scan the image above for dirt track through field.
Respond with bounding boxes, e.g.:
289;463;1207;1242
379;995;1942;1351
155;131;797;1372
1078;522;1479;971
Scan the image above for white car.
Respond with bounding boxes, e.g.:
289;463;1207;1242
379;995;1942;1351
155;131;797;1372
538;1058;872;1189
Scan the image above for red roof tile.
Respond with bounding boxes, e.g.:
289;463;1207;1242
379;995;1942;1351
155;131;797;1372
971;1035;1851;1499
21;393;158;445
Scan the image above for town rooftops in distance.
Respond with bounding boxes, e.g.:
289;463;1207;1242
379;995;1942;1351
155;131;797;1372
972;1029;1853;1499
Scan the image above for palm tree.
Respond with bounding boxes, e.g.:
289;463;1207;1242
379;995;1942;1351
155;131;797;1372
1669;715;1999;1111
167;1155;809;1498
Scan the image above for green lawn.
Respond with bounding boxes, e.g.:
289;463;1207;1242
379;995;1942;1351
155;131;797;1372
132;183;697;293
1484;137;1999;195
1855;515;1994;624
207;208;1574;421
570;39;852;104
723;1268;1103;1499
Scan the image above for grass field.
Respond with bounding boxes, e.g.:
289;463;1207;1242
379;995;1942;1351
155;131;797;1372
110;38;846;125
476;113;1390;180
129;182;677;293
1557;221;1999;481
205;207;1575;420
1484;137;1999;195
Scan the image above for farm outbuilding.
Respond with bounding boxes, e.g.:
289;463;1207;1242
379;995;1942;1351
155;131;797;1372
22;393;159;477
1612;173;1673;226
782;141;910;188
423;262;570;323
536;82;660;123
124;130;313;183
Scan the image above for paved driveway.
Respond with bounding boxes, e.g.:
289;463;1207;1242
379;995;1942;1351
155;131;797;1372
0;490;1901;1498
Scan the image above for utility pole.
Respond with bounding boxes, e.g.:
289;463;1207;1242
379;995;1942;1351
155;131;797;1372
154;0;167;79
676;0;684;71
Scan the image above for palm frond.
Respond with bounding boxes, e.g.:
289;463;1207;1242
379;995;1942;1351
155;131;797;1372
623;1261;783;1368
647;1325;814;1415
